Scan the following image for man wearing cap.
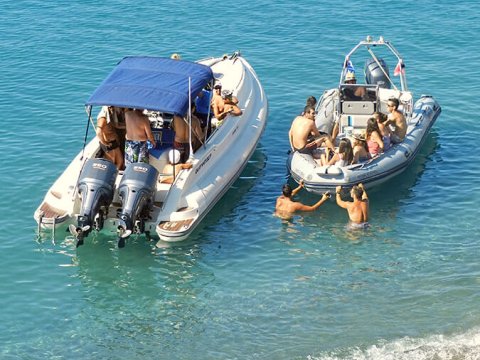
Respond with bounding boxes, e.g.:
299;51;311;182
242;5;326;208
343;72;366;99
211;84;242;121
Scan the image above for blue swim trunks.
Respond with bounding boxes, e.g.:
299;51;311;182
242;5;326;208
125;140;149;165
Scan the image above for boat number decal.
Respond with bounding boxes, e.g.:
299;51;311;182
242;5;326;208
404;150;411;158
93;163;107;170
133;165;149;173
195;153;212;175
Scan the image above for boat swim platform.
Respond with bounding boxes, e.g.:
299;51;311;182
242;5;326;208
38;202;69;223
158;218;194;232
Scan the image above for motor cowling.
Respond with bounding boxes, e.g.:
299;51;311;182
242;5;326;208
365;58;390;89
77;158;118;234
117;162;158;232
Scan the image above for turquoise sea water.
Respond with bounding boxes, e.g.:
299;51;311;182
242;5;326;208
1;0;480;359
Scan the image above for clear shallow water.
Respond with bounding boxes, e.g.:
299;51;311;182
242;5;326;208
1;1;480;359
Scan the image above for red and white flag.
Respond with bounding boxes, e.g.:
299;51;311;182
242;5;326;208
394;60;405;76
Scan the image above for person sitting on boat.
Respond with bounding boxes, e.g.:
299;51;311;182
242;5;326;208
275;180;330;219
305;95;317;109
342;72;366;100
299;96;317;116
373;111;391;151
366;117;384;157
352;131;371;164
384;97;406;144
289;105;335;156
96;106;125;170
320;138;353;167
195;86;213;133
211;84;242;123
159;149;193;184
172;105;204;163
190;103;205;152
335;183;369;229
124;108;157;165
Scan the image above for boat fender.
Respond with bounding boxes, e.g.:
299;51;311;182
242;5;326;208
317;166;342;176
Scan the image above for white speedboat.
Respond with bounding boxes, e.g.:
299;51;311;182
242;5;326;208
34;52;268;246
287;36;441;194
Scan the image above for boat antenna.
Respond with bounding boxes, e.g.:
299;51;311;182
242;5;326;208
188;77;194;162
81;105;93;160
204;81;213;146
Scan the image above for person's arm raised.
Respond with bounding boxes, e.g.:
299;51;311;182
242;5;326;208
294;192;330;212
291;180;304;197
335;186;348;209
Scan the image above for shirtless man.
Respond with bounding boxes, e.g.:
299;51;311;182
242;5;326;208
384;97;406;143
211;85;242;121
275;180;330;219
124;108;156;165
159;149;193;184
289;105;335;155
335;183;369;229
172;105;204;162
96;106;124;170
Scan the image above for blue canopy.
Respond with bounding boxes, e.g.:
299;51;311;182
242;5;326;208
86;56;214;115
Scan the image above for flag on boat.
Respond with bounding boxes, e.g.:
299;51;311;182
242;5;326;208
394;60;405;76
345;59;356;74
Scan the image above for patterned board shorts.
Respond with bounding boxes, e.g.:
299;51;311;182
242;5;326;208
125;140;149;165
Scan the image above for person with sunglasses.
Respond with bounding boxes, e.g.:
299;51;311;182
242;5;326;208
383;97;406;144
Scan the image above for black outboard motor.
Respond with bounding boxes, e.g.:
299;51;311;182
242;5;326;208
365;58;390;89
117;162;158;247
74;158;118;247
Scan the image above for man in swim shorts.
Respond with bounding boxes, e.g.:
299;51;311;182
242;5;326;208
124;108;156;165
335;183;369;228
289;105;335;156
275;180;330;219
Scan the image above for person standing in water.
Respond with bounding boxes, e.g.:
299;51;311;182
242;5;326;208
275;180;330;219
335;183;369;229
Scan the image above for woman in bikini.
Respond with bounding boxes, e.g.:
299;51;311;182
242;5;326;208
365;117;384;157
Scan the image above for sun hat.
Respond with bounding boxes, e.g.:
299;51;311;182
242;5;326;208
168;149;181;164
352;130;366;141
344;71;356;81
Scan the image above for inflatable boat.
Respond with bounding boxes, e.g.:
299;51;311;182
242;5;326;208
287;36;441;194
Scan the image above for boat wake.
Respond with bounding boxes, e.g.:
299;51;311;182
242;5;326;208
308;327;480;360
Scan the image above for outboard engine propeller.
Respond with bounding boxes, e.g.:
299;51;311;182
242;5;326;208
117;162;158;248
365;58;390;89
72;158;118;247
